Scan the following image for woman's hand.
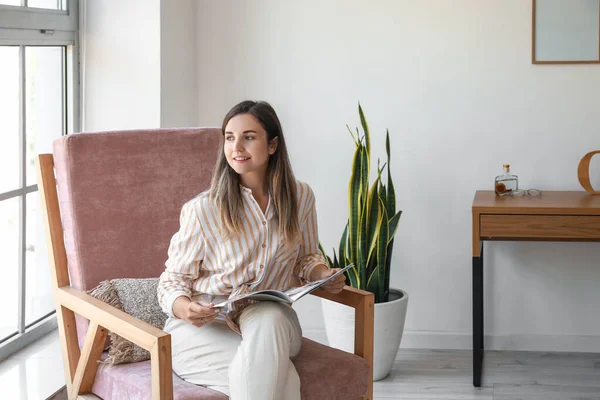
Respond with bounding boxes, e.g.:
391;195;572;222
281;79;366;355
173;296;221;327
312;266;346;294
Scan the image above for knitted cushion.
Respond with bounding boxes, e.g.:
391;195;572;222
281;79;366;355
88;277;167;364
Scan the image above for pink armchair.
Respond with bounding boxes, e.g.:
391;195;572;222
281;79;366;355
37;128;374;399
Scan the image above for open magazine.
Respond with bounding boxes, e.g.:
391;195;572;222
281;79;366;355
211;263;354;308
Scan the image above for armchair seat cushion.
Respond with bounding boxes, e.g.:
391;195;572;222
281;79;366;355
92;338;370;400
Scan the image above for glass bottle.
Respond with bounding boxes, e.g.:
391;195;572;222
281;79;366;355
495;164;518;196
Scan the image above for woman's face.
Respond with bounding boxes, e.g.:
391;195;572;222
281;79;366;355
224;113;277;181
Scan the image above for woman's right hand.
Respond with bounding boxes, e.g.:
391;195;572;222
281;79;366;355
172;296;221;327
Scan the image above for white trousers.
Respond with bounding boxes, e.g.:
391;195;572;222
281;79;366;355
164;301;303;400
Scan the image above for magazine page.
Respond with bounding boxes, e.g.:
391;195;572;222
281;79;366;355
212;290;291;308
211;263;354;308
286;263;354;302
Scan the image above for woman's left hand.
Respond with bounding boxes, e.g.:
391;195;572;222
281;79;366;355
317;268;346;294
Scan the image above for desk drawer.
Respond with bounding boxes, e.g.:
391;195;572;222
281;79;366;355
480;215;600;240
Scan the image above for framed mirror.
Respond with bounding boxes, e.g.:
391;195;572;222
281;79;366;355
532;0;600;64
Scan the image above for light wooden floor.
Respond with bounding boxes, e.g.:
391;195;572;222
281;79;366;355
374;349;600;400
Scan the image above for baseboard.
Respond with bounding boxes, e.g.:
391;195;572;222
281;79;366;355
402;331;600;352
400;330;472;350
305;329;600;353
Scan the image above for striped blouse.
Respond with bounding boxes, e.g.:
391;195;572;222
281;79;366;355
157;180;327;331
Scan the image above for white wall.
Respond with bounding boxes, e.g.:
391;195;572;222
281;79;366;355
82;0;161;131
160;0;198;128
83;0;198;131
195;0;600;351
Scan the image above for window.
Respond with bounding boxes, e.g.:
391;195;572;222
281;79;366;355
0;0;79;360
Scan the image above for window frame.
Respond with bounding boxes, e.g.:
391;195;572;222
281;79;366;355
0;1;75;31
0;0;79;361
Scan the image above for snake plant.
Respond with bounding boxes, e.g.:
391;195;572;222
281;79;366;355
319;104;402;303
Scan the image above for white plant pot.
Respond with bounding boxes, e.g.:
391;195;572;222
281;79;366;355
321;288;408;381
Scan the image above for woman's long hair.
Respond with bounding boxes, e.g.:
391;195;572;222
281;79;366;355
209;100;299;242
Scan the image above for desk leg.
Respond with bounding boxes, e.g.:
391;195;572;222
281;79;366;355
473;242;484;387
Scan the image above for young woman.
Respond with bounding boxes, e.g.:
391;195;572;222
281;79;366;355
157;100;346;399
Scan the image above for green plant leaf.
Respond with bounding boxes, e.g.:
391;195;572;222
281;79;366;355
383;129;397;303
318;242;331;269
338;223;348;267
365;169;386;269
359;126;370;210
346;265;360;288
326;254;334;269
348;145;362;267
388;210;402;244
386;130;396;217
333;248;338;268
366;265;383;302
359;103;370;160
346;124;358;146
384;240;394;303
359;202;368;288
365;182;382;267
377;195;389;299
358;144;370;290
357;231;367;290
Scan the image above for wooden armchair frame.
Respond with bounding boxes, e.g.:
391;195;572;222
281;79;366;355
37;153;374;400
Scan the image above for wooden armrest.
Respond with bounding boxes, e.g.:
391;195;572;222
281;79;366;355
310;285;373;307
56;286;168;351
310;287;374;352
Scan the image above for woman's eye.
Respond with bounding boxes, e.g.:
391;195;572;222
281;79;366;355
245;136;254;140
225;136;234;141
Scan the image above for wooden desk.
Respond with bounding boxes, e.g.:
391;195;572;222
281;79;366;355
471;191;600;387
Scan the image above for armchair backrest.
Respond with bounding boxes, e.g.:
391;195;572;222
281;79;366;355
53;128;220;290
52;128;221;344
